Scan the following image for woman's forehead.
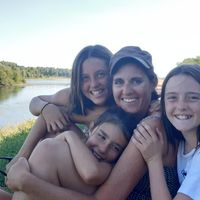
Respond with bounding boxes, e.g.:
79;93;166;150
113;63;146;77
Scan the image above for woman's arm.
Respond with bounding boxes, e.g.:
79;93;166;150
56;131;112;185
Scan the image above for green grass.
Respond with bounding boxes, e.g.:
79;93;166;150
0;120;34;188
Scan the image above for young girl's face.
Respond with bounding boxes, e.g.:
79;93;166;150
85;122;127;163
81;57;110;106
165;74;200;135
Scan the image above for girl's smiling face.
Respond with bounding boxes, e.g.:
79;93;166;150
81;57;110;106
165;74;200;135
85;122;127;163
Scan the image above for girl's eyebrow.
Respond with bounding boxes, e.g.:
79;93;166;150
165;92;177;95
165;91;200;95
187;92;200;95
99;129;108;137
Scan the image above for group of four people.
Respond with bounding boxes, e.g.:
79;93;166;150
1;44;200;200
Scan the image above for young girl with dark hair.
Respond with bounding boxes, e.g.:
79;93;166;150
133;64;200;200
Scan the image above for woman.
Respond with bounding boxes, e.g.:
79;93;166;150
5;46;179;200
7;44;114;170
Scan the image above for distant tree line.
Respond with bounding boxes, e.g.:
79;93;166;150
0;61;71;86
1;55;199;87
178;55;200;65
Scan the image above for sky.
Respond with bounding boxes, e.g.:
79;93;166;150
0;0;200;78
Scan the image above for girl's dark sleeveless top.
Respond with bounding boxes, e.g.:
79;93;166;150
127;166;179;200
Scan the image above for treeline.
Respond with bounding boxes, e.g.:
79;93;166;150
0;61;71;86
178;56;200;65
1;55;200;87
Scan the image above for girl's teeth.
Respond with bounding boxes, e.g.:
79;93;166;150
91;89;103;95
175;115;191;120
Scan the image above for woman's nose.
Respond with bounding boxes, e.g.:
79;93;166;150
123;83;133;95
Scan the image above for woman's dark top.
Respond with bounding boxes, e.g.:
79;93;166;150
127;166;179;200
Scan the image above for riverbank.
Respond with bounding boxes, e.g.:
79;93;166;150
0;77;70;88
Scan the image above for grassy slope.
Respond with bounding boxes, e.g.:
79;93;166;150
0;120;34;188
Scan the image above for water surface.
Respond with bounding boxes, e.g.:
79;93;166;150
0;79;70;128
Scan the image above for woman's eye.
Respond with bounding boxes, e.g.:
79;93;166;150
131;78;142;86
113;78;123;86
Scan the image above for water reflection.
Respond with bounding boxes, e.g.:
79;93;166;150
0;86;24;102
0;79;70;128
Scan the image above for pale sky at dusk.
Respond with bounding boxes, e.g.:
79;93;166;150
1;0;200;77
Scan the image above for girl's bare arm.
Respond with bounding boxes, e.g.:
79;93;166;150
29;88;71;133
56;131;112;185
29;88;70;116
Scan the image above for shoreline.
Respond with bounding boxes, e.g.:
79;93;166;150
0;77;70;88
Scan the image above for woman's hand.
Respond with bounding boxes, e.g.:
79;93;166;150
131;121;164;165
42;104;70;133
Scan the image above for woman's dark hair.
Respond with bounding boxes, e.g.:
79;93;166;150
68;45;113;115
161;64;200;149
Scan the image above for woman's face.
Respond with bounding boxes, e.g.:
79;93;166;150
165;74;200;135
112;64;154;115
81;57;110;106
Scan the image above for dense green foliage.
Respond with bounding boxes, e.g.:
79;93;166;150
178;56;200;65
0;61;71;86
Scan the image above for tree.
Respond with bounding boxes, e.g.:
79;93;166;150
178;56;200;65
0;61;71;86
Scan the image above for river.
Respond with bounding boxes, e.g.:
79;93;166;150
0;79;70;128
